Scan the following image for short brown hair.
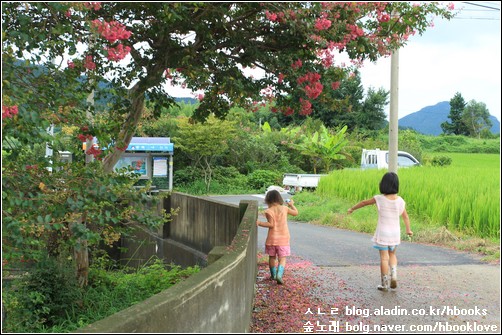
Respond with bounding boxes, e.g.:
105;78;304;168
264;189;284;205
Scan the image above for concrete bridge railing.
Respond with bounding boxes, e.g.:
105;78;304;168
77;193;258;333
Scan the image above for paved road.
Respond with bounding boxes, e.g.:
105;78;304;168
206;194;486;266
208;194;501;332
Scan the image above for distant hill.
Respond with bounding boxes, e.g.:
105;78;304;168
174;97;198;104
399;101;500;136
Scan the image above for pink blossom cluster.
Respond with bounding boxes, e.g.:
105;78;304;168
298;72;323;100
378;13;391;23
331;81;341;90
2;105;18;119
84;55;96;70
77;133;94;142
318;48;334;68
107;43;131;61
299;98;312;115
91;19;132;43
315;17;332;31
291;59;302;70
265;10;278;22
282;106;295;116
346;23;365;39
304;81;323;99
264;10;287;23
86;145;103;160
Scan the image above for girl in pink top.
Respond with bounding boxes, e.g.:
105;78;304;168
256;190;298;284
347;172;412;291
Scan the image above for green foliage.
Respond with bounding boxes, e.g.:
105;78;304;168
286;123;349;173
441;92;469;135
3;2;455;127
2;155;168;267
462;100;493;138
173;116;236;193
441;93;493;138
430;155;452;167
398;129;424;163
418;134;500;153
2;256;83;332
2;257;200;333
247;170;283;191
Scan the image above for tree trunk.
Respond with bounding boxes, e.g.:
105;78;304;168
75;84;146;286
103;84;146;173
74;239;89;287
70;217;89;287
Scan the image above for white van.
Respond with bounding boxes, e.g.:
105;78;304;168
361;149;420;170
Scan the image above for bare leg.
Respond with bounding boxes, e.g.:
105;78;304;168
389;248;398;288
389;248;397;268
269;255;277;268
378;250;390;291
379;250;390;275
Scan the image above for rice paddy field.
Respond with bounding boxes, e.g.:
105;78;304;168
314;153;500;239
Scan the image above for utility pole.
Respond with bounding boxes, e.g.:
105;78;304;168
85;89;95;164
388;12;399;174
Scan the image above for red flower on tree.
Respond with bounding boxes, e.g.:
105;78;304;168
2;105;18;119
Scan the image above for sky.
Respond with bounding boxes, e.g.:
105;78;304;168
165;2;501;122
357;1;501;122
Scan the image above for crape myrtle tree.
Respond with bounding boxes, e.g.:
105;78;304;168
2;2;455;285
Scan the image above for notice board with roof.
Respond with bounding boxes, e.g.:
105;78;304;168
114;137;174;191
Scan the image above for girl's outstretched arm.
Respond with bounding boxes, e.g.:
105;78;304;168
347;197;376;214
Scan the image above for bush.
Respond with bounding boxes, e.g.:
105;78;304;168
430;155;452;167
2;256;199;333
2;257;83;332
246;170;282;191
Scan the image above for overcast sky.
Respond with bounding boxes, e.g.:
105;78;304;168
166;2;501;122
358;1;501;121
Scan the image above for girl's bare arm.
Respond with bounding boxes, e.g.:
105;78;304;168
347;197;376;214
401;208;413;236
257;212;275;228
286;199;299;216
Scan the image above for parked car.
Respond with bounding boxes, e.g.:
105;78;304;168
361;149;420;170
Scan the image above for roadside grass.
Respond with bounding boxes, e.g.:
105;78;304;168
2;257;200;333
292;191;500;263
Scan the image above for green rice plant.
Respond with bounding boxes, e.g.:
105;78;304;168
317;153;500;238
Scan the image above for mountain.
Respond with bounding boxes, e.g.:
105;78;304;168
174;97;198;104
399;101;500;136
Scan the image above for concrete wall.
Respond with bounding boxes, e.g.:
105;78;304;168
119;192;242;268
77;194;258;333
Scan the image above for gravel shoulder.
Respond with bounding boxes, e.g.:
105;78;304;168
302;263;501;332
